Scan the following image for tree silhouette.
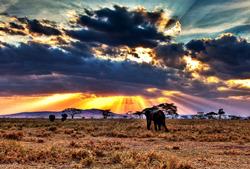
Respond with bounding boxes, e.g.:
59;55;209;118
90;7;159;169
61;113;68;121
62;108;82;119
141;103;178;117
158;103;178;115
218;108;225;119
49;114;55;122
102;109;112;119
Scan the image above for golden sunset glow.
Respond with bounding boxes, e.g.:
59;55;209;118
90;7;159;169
157;11;171;32
127;47;154;63
0;94;153;115
0;92;194;115
93;45;155;64
206;76;220;83
146;88;158;93
217;86;229;91
77;95;151;114
163;21;182;36
0;89;246;116
183;56;209;72
226;96;250;100
183;56;222;84
226;79;250;89
0;93;82;115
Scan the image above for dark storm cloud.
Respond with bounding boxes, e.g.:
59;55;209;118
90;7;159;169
185;39;205;52
67;5;172;47
0;42;181;96
9;22;24;30
154;43;187;69
0;14;25;36
0;42;91;76
0;26;26;36
1;34;250;99
186;34;250;79
0;75;168;96
18;17;62;36
0;14;62;37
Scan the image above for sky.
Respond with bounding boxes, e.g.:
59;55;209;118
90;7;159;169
0;0;250;116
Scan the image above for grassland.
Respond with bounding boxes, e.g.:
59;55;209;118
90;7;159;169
0;119;249;169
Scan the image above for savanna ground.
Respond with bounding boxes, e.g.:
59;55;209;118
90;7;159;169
0;119;249;169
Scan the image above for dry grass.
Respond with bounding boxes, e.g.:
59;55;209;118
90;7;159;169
0;118;249;168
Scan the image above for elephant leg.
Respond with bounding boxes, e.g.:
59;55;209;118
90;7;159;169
162;119;169;132
158;123;161;131
147;120;151;130
154;121;158;131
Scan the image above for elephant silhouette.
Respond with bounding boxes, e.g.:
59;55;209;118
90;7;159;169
144;109;169;131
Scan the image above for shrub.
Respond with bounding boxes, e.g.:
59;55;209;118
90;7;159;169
61;113;68;121
49;115;56;122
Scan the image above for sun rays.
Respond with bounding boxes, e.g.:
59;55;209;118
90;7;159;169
0;91;227;115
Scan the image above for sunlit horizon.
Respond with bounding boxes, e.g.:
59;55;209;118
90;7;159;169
0;91;249;116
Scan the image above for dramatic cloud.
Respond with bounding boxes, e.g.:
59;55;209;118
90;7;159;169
154;43;186;69
0;41;182;96
18;18;62;36
186;34;250;79
67;5;175;47
0;14;62;37
0;26;26;36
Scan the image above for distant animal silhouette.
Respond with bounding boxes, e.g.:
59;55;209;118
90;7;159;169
144;109;169;131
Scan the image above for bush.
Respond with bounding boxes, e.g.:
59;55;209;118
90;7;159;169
61;113;68;121
49;115;55;122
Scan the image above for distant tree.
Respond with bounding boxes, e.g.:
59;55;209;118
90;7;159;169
218;108;225;119
61;113;68;121
49;115;55;122
62;108;82;119
102;109;112;119
196;112;205;119
158;103;178;115
206;112;218;119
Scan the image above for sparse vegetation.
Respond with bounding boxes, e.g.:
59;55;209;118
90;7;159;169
0;119;249;168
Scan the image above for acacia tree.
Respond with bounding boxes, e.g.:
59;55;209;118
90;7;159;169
218;108;225;119
102;109;112;119
159;103;178;115
62;108;82;119
141;103;178;119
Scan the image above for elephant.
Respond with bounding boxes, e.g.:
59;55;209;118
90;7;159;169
144;109;169;131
